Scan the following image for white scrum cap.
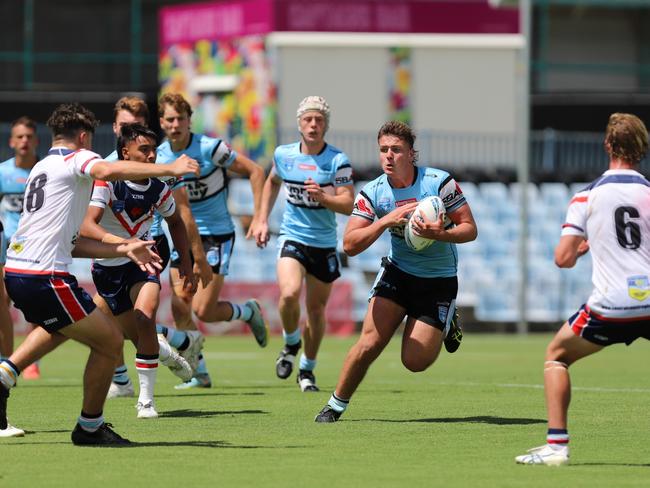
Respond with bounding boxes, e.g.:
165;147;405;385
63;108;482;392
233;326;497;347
296;96;330;131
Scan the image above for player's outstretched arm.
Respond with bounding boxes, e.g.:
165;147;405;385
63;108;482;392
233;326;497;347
90;154;199;181
72;237;162;274
164;210;197;295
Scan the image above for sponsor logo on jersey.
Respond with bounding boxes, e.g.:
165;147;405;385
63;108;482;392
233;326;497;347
396;198;417;207
628;275;650;301
299;164;317;171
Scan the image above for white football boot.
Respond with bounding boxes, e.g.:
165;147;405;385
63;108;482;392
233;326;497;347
515;444;569;466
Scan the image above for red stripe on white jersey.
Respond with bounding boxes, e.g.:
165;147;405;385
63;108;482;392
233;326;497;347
569;195;588;205
50;278;87;322
64;150;81;161
80;156;99;174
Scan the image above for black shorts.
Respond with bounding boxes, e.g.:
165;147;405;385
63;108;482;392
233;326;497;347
279;239;340;283
153;233;171;271
370;258;457;331
170;233;235;275
568;304;650;346
5;272;96;333
92;261;160;316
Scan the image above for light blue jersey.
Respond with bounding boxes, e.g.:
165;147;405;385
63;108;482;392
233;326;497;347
273;142;353;248
352;166;466;278
152;133;236;236
0;157;32;241
104;149;118;162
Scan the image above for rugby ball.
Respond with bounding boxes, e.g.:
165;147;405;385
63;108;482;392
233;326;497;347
404;196;446;251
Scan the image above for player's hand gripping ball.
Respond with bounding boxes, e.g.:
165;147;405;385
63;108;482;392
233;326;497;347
404;195;446;251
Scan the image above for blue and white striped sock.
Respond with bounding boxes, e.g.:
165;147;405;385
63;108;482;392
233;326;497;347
327;393;349;414
156;324;188;349
283;329;301;347
0;359;20;389
299;354;316;372
112;365;130;386
547;428;569;448
78;411;104;433
229;303;253;322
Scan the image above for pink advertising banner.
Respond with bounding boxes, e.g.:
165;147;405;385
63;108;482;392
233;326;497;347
274;0;519;34
159;0;518;47
159;0;274;47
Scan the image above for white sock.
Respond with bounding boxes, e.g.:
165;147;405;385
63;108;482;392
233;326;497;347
135;355;158;405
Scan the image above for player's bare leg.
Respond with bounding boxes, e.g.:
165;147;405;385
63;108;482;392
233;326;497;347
516;322;602;465
275;258;305;379
315;297;405;422
297;275;333;392
400;317;444;372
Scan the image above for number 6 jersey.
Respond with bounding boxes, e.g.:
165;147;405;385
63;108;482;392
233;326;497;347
562;169;650;318
5;147;100;275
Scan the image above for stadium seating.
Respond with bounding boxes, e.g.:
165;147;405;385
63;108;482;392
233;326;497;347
223;180;592;323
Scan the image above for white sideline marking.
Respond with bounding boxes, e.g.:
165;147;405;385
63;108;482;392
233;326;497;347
431;380;650;394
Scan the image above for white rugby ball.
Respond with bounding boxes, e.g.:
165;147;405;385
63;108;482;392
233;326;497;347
404;196;446;251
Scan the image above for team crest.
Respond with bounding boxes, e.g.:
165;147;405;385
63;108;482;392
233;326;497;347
282;157;295;171
438;304;449;324
112;200;125;213
627;275;650;301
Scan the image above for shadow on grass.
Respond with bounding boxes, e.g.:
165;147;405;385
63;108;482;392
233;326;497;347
572;462;650;468
352;416;545;425
6;440;308;449
159;409;267;419
155;392;264;398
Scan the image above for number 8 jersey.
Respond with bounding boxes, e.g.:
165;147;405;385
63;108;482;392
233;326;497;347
5;147;100;275
562;169;650;318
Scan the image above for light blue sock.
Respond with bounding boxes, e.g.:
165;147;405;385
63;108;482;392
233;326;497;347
195;354;208;375
78;412;104;433
229;303;253;322
112;365;130;385
156;323;187;349
299;354;316;371
327;393;349;414
283;329;301;346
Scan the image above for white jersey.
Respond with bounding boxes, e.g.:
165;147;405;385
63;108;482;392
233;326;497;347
562;169;650;318
89;178;175;266
5;147;100;275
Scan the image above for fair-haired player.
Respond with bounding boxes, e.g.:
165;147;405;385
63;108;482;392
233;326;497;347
253;96;354;392
101;96;208;399
516;113;650;466
81;123;197;419
0;103;199;445
154;92;268;389
314;120;475;422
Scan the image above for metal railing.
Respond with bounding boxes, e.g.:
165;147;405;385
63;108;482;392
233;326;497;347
1;124;647;177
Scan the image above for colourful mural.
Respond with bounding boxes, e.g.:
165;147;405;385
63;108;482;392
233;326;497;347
159;35;277;167
388;47;411;125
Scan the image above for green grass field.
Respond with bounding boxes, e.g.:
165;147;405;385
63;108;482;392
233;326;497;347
1;333;649;487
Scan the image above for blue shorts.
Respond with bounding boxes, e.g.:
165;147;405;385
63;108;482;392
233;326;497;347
92;261;160;316
170;233;235;275
4;272;96;333
569;304;650;346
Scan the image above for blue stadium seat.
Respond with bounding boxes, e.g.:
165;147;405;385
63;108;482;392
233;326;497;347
479;181;509;202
